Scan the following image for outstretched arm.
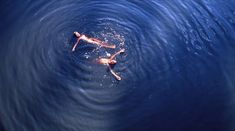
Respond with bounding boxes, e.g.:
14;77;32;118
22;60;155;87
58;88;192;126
72;37;82;52
109;66;121;80
110;48;125;60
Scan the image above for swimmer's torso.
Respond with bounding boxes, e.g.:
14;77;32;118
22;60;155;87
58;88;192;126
99;58;110;65
81;35;100;45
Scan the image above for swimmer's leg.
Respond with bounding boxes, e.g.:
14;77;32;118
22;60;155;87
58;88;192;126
90;38;116;49
100;42;116;49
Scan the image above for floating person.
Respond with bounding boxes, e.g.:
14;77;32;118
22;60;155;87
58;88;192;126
72;32;116;51
98;48;125;80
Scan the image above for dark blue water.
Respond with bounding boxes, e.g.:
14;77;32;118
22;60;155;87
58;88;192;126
1;0;235;131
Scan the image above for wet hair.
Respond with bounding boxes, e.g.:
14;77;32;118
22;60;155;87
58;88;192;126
109;60;117;64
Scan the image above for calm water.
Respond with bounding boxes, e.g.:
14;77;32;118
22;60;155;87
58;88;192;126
0;0;235;131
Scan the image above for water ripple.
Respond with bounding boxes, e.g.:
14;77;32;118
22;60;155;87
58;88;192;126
1;0;235;131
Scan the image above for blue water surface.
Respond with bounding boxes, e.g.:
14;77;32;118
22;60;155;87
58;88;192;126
0;0;235;131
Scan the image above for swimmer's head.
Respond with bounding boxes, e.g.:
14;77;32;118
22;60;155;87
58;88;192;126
74;32;81;37
109;60;117;65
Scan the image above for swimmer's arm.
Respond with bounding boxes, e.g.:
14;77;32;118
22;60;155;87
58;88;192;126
109;66;121;80
72;37;82;51
110;48;125;60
